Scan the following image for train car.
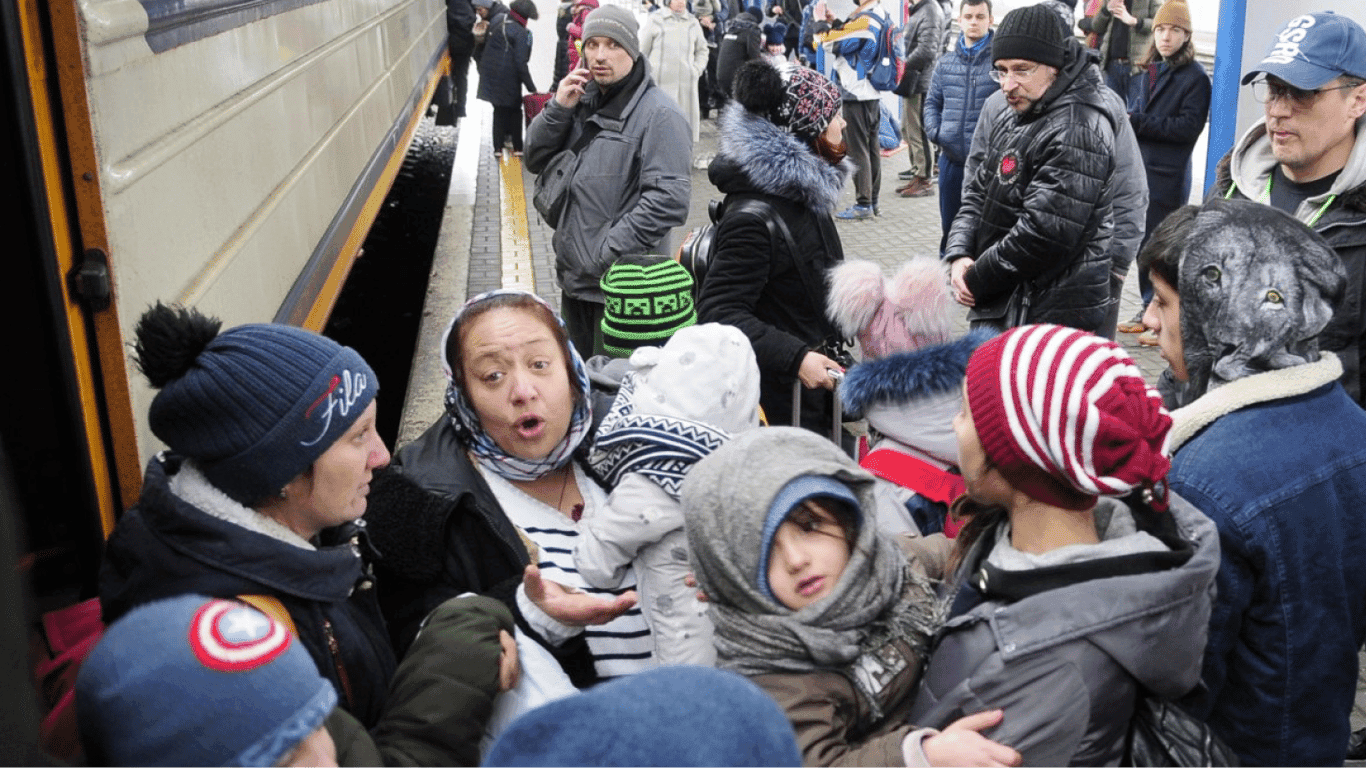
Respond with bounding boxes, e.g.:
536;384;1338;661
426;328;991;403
2;0;448;607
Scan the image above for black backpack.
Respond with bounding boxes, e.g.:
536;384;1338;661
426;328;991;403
674;196;796;301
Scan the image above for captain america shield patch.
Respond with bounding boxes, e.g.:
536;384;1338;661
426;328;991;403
189;599;292;672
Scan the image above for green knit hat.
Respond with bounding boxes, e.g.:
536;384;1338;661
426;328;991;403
600;260;697;357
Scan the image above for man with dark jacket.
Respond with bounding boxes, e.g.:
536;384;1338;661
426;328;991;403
1206;11;1366;406
445;0;479;122
525;6;692;356
894;0;945;198
924;0;996;250
946;3;1116;333
716;10;764;97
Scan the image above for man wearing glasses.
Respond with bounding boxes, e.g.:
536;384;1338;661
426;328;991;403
1209;11;1366;406
945;3;1117;335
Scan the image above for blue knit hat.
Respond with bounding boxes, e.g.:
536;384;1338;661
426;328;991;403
76;595;337;767
484;666;801;766
144;317;378;506
758;475;860;602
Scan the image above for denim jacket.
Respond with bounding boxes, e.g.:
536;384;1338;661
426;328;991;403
1169;357;1366;766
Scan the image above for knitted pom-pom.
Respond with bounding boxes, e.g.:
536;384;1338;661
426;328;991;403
887;257;954;348
732;59;786;115
132;302;222;388
825;259;886;338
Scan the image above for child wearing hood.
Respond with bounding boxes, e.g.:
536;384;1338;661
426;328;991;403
681;426;1022;767
575;323;762;666
827;257;994;536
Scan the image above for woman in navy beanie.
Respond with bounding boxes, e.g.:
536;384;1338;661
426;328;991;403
97;303;399;727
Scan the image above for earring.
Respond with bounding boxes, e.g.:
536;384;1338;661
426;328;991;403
277;488;288;500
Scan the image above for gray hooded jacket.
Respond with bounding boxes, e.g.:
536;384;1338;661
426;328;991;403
525;62;693;302
907;494;1219;766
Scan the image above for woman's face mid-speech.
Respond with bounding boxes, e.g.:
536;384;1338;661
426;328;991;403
460;306;576;460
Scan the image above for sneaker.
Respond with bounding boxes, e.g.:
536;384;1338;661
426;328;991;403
1117;309;1146;334
836;204;874;221
897;169;916;180
1137;329;1159;346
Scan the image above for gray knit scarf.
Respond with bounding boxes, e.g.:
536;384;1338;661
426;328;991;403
682;427;943;720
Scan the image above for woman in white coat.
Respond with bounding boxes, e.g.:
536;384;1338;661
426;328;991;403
641;0;710;142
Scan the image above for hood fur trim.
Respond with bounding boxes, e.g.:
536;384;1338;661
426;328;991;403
169;460;316;550
1168;355;1342;452
838;329;997;418
717;101;852;214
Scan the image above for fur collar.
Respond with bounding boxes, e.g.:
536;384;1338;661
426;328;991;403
838;329;996;418
715;101;852;214
169;460;316;550
1168;355;1342;452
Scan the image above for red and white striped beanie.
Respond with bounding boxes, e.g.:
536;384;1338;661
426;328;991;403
965;325;1172;510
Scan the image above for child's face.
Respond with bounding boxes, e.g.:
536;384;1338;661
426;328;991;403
767;500;853;610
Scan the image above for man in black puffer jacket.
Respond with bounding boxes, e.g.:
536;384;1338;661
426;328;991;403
945;4;1116;334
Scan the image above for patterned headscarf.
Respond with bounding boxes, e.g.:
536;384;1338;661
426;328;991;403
440;289;593;482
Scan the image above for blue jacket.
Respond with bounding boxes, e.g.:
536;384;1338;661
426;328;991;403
924;31;996;165
1168;360;1366;766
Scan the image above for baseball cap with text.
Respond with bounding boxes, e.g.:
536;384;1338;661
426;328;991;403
1241;12;1366;90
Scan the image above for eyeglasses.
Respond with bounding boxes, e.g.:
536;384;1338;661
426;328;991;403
1251;78;1364;109
990;64;1040;84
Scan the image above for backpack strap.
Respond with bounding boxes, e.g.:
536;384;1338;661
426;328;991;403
860;448;966;506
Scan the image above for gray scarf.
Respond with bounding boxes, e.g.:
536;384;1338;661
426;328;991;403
682;428;942;719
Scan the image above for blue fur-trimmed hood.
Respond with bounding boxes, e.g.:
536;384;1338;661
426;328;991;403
838;329;997;418
710;100;853;214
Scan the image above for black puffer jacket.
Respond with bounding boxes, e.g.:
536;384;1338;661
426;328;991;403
99;455;397;728
699;101;853;433
946;40;1116;333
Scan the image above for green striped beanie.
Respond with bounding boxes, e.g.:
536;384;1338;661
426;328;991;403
600;260;697;357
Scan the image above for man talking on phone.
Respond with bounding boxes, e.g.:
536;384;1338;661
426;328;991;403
525;5;693;356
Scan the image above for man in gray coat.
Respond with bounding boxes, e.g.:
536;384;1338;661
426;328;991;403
526;5;693;356
895;0;945;198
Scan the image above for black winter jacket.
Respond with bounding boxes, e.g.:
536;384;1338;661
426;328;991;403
1127;56;1210;237
364;418;599;687
699;101;852;433
900;0;944;96
99;455;398;728
476;12;536;108
946;40;1116;333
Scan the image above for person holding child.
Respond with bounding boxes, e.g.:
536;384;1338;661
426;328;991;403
682;426;1022;767
576;323;761;666
366;290;649;691
907;323;1219;765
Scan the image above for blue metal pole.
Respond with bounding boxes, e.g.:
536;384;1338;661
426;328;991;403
1206;0;1247;195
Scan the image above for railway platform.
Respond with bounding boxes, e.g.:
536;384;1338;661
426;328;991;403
397;99;1166;446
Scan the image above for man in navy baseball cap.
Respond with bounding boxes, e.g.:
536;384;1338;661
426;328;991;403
1208;11;1366;409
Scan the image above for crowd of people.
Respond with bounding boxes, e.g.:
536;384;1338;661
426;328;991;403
55;1;1366;767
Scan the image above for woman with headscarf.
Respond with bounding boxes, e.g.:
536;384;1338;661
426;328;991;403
364;290;649;687
698;58;853;439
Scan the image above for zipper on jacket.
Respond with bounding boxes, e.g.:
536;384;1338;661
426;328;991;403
323;618;355;710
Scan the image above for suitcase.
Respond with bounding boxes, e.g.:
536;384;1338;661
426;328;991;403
523;92;553;127
792;370;845;447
